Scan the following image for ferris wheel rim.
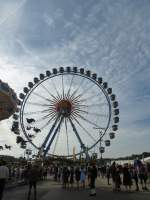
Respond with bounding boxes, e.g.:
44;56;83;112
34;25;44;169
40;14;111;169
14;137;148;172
18;68;113;157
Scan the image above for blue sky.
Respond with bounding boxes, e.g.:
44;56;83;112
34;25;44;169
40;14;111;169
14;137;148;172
0;0;150;158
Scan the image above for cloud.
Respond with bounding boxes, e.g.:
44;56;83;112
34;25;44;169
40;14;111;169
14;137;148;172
0;0;150;157
43;13;55;28
0;0;27;26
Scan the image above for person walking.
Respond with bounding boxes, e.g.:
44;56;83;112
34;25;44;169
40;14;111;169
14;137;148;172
80;166;86;188
110;162;117;191
123;164;132;192
106;165;111;185
138;164;148;190
75;167;80;190
142;164;148;190
43;167;48;180
27;164;39;200
0;160;9;200
115;166;122;191
69;166;74;189
62;166;70;189
54;165;58;181
89;164;97;196
147;163;150;184
132;167;139;191
57;167;62;183
87;166;91;187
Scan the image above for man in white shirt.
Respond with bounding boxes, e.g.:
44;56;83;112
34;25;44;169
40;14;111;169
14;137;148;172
0;160;9;200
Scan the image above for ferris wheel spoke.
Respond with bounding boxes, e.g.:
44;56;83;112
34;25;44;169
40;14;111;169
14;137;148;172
24;108;52;115
62;75;65;98
68;117;85;150
50;78;62;100
81;92;105;103
33;92;54;103
65;118;69;156
73;96;99;105
66;74;75;98
40;113;58;130
71;114;97;143
73;112;106;130
74;109;108;118
73;108;88;114
69;76;87;99
41;83;58;102
73;107;106;117
35;111;56;123
85;112;109;118
26;102;52;107
72;98;87;104
44;116;64;157
71;82;96;102
71;93;83;102
76;103;107;108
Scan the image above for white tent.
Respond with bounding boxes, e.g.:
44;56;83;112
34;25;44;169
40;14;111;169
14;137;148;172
111;160;134;165
143;157;150;163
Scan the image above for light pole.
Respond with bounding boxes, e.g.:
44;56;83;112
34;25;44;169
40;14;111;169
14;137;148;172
99;131;104;166
93;127;105;166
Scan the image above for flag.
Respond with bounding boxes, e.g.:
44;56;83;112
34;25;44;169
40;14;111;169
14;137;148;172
73;146;76;161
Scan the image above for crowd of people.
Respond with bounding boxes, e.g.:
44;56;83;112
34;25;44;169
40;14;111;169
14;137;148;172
0;161;98;199
52;164;98;195
42;159;150;196
99;160;150;192
0;158;150;199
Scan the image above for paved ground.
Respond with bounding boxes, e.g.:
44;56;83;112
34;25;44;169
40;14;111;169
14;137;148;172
3;178;150;200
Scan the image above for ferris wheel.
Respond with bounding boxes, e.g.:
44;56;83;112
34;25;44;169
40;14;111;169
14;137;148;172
11;67;119;158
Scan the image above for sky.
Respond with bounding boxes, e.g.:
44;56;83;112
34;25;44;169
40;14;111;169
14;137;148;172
0;0;150;158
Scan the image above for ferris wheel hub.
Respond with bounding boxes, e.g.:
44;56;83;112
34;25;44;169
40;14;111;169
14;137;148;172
55;99;72;117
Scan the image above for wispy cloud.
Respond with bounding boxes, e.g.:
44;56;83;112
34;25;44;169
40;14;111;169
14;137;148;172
0;0;27;26
0;0;150;157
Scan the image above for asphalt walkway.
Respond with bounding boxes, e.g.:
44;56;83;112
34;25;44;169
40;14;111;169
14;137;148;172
3;177;150;200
